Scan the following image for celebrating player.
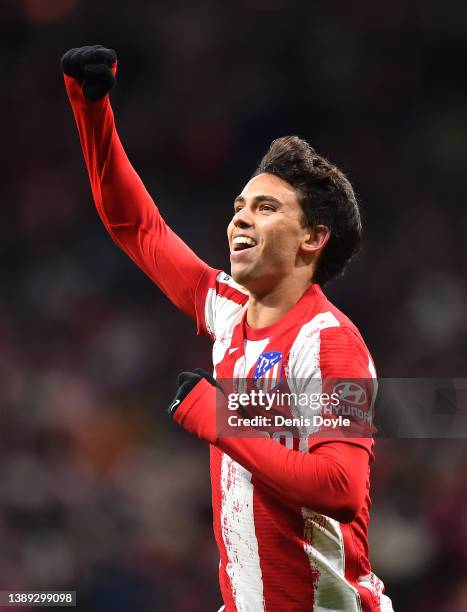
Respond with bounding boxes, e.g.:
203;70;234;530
61;45;393;611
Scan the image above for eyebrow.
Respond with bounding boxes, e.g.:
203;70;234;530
234;194;283;206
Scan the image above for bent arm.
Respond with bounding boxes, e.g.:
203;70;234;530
173;378;369;522
218;436;368;522
64;74;213;323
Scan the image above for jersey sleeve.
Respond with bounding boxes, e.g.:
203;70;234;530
217;436;369;522
172;377;369;522
63;74;219;335
311;325;376;457
289;319;377;458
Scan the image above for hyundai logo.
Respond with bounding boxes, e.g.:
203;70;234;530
333;382;367;405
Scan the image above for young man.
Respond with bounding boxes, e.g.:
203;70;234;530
61;45;393;612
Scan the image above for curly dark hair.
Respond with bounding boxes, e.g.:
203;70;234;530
253;136;362;286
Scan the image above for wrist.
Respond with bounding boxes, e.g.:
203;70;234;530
172;377;218;444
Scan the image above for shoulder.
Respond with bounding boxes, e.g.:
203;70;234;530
318;325;375;378
289;287;375;379
201;270;249;339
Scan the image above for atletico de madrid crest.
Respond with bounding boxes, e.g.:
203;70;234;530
253;351;283;391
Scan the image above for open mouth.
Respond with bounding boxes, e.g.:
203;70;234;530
231;236;257;253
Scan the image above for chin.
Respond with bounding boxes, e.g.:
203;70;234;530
231;267;252;289
231;268;246;284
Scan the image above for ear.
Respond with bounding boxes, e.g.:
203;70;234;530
301;224;330;254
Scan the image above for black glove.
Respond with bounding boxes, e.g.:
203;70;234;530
61;45;117;101
168;368;223;418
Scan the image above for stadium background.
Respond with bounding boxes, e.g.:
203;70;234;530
2;1;467;610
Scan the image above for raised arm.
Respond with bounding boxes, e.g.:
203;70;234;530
61;46;215;324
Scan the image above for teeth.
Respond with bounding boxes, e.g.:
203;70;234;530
233;236;257;247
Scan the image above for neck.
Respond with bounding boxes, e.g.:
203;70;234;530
246;277;314;329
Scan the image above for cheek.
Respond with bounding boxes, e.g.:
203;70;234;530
264;225;300;256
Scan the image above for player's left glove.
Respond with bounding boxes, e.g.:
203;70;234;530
60;45;117;101
168;369;225;443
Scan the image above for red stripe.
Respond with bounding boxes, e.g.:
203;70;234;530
217;281;249;305
252;475;317;611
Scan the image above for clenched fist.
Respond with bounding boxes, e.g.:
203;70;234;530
61;45;117;101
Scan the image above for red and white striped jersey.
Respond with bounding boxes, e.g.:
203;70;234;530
195;269;393;612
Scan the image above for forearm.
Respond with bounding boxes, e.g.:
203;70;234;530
64;75;210;319
173;379;369;522
65;74;157;229
220;437;368;522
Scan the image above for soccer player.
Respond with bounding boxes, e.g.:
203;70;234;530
61;45;393;611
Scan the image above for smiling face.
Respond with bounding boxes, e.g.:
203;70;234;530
227;173;315;295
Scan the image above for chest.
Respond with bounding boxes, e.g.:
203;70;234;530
213;332;294;385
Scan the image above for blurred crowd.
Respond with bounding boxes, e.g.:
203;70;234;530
1;0;467;610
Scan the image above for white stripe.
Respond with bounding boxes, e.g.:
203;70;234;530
233;338;270;385
204;270;247;342
358;573;394;611
220;454;265;611
303;510;362;611
205;287;217;338
220;338;269;610
212;306;246;376
287;311;340;389
288;311;340;450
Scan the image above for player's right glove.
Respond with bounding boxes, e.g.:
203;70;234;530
60;45;117;101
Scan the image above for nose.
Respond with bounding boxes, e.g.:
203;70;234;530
233;206;253;228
